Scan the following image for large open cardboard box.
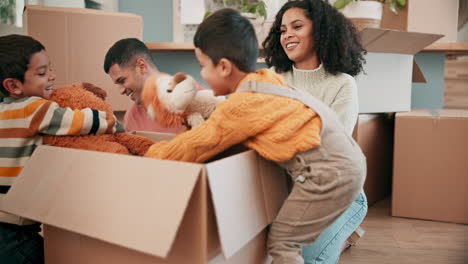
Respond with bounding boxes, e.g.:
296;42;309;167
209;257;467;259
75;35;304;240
23;5;141;111
392;109;468;224
381;0;459;43
357;28;442;113
3;132;288;263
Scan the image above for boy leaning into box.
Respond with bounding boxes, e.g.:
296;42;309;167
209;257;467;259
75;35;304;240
144;8;366;264
0;35;123;264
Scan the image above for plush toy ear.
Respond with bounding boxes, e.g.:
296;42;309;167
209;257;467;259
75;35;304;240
169;72;187;92
82;82;107;100
173;72;187;84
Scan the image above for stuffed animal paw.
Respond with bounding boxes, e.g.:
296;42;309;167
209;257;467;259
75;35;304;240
43;82;155;155
141;72;225;129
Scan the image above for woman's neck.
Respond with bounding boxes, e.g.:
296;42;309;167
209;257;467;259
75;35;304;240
293;53;320;70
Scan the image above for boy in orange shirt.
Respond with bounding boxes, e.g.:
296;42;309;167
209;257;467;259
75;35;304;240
144;9;366;264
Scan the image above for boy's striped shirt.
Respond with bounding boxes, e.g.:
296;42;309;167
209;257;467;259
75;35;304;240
0;96;122;225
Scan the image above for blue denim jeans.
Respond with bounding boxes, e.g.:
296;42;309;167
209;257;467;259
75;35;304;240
302;191;367;264
0;222;44;264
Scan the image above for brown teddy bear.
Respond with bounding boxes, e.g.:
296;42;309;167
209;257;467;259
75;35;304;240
43;82;155;155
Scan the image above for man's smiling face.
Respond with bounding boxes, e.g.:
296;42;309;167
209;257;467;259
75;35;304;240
108;63;146;104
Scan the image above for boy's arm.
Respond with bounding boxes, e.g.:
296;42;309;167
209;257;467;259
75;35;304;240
32;99;122;135
145;93;277;163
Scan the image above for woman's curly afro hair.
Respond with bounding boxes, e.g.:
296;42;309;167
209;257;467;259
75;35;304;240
262;0;366;76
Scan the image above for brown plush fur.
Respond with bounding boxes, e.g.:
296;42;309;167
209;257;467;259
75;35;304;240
43;83;155;155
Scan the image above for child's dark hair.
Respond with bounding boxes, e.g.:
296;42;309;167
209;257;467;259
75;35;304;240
262;0;366;76
194;8;258;73
0;34;45;96
104;38;155;73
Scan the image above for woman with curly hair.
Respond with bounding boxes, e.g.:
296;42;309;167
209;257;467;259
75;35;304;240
263;0;366;134
263;0;368;263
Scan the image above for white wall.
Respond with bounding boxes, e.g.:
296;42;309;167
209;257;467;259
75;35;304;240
0;24;24;36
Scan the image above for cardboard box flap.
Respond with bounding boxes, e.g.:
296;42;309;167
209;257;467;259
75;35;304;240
412;60;426;83
206;150;287;258
360;28;443;54
397;109;468;118
206;150;268;258
3;145;203;258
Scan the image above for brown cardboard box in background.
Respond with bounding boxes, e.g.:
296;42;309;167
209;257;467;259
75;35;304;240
353;114;394;206
381;0;459;43
392;110;468;224
3;132;288;263
23;5;141;111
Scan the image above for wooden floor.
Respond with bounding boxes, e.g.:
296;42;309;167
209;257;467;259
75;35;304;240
340;199;468;264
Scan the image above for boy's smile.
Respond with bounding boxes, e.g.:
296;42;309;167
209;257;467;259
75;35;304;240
20;50;56;99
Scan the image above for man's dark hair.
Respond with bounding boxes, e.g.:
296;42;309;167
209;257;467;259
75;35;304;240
0;34;45;96
262;0;366;76
103;38;155;73
194;8;259;73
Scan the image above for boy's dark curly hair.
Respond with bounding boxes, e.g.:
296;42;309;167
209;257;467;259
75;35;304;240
0;35;45;96
262;0;366;76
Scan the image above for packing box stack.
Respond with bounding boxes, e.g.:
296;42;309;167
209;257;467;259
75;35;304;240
23;5;141;111
354;28;441;205
381;0;459;43
392;110;468;224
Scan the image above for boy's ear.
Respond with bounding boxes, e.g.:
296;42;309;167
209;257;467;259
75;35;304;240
2;78;23;97
218;58;232;77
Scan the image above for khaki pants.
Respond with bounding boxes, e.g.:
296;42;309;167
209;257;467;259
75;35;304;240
268;139;366;264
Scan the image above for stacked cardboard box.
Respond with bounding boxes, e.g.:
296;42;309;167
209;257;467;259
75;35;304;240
23;5;141;111
379;0;466;222
353;28;441;205
381;0;459;43
392;109;468;224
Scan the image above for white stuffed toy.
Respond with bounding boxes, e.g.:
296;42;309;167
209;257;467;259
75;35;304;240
141;72;225;129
